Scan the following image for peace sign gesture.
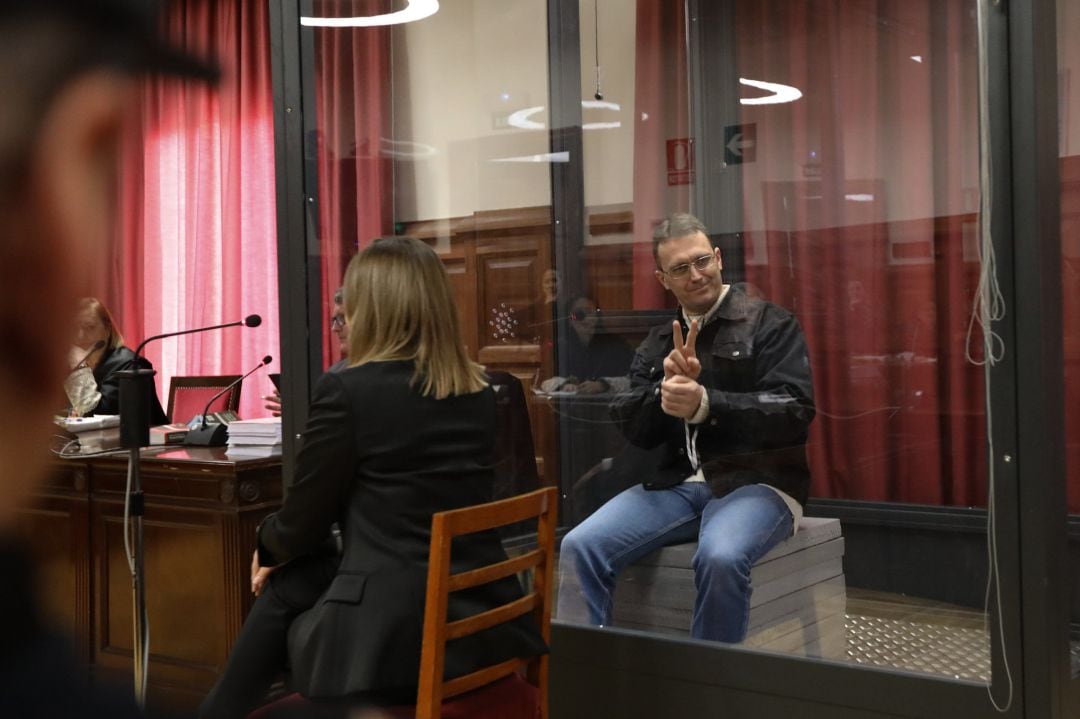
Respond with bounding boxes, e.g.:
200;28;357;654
663;319;701;380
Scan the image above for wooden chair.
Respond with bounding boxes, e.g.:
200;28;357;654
399;485;556;719
486;370;541;538
248;487;557;719
166;374;242;423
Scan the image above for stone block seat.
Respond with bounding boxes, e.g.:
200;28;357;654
611;516;846;658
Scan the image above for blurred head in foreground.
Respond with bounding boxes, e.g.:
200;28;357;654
0;0;217;527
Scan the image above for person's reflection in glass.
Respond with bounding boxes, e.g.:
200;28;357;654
540;296;632;395
527;269;562;347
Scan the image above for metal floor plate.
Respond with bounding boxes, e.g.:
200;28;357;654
843;613;991;681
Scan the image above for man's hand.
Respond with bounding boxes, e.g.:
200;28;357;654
251;549;277;597
263;391;282;417
663;320;701;381
661;374;704;419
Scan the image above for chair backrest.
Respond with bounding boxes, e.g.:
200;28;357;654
416;486;557;719
486;370;541;537
167;375;243;423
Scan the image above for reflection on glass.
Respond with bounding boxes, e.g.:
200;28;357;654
305;0;552;507
551;0;993;684
1057;0;1080;680
303;0;998;689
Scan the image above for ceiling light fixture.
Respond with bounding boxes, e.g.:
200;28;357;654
506;100;622;131
301;0;439;27
490;152;570;163
739;78;802;105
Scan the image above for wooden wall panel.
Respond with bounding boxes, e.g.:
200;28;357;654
443;257;478;356
409;207;555;483
14;463;92;664
94;503;226;684
16;499;90;658
584;243;635;311
408;207;654;489
478;252;543;349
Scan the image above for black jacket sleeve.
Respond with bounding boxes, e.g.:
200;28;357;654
91;357;127;416
91;348;167;425
609;331;678;449
257;372;356;566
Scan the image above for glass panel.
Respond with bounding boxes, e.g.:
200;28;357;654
302;0;551;521
553;0;992;683
1056;0;1080;681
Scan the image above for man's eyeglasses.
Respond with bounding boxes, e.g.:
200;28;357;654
662;253;715;279
330;314;345;330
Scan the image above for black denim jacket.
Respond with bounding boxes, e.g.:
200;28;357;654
609;284;816;505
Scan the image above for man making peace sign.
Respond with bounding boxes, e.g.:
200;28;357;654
558;212;816;643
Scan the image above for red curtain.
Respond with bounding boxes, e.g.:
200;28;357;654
631;0;689;309
1062;156;1080;512
111;0;279;421
311;0;394;367
735;0;987;505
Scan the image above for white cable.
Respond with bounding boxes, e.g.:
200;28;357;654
123;456;135;575
684;421;700;471
123;454;150;700
971;0;1012;712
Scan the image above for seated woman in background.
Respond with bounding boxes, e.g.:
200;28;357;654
200;237;546;718
63;297;167;423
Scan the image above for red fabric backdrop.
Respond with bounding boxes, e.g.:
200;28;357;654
631;0;689;310
110;0;279;421
311;0;394;368
629;0;992;506
1061;155;1080;513
735;0;987;506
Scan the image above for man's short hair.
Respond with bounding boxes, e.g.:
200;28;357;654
652;212;709;267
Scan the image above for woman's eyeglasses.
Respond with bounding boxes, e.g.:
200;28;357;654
330;314;345;330
662;253;715;279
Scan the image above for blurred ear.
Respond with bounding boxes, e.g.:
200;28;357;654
655;269;669;291
30;70;137;299
0;71;138;526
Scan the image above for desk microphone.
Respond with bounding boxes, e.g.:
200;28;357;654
67;340;106;375
185;355;273;447
119;314;263;449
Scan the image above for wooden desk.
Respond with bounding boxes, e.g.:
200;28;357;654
18;447;282;711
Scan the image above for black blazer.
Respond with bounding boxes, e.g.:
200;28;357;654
257;360;546;700
90;346;168;425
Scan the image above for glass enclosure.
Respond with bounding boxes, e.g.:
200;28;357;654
292;0;1011;697
1057;0;1080;683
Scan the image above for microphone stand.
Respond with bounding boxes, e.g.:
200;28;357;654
116;365;155;707
185;356;272;447
115;314;262;707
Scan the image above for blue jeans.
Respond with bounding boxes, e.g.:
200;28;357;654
557;482;793;643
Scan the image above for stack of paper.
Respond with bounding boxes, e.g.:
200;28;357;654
225;417;283;458
59;415;122;452
61;415;120;433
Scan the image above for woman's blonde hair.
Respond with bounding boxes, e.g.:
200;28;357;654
78;297;123;350
343;237;486;399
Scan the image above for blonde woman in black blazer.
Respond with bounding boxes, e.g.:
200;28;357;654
201;238;546;718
